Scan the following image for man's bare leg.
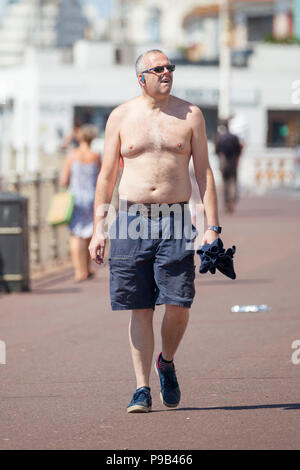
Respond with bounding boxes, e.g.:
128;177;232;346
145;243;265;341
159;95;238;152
161;305;189;361
129;308;155;389
154;305;189;408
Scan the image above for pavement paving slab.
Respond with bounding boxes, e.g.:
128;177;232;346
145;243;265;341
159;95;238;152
0;192;299;450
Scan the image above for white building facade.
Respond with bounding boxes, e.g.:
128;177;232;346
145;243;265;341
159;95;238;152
0;41;299;190
0;0;88;68
0;0;299;190
113;0;296;63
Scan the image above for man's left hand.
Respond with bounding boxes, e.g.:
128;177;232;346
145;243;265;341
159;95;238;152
201;229;219;246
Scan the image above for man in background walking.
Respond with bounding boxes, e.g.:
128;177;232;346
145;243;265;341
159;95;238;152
215;121;243;213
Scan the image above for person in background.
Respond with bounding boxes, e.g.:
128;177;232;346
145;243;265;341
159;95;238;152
215;121;243;214
60;124;101;282
59;121;81;151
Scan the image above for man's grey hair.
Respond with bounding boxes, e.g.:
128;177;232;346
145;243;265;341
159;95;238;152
135;49;165;77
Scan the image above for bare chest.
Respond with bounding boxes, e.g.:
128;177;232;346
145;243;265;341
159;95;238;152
120;115;192;158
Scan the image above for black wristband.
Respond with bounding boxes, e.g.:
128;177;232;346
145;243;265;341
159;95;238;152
208;225;222;234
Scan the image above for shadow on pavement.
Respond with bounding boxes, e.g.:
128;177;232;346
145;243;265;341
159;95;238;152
157;403;300;412
32;288;81;295
195;278;273;286
31;269;74;288
235;208;280;217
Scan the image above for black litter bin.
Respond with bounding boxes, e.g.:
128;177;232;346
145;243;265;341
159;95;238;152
0;192;30;293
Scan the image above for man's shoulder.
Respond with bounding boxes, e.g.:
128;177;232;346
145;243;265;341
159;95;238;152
106;98;140;129
170;96;204;130
109;98;139;117
171;95;203;120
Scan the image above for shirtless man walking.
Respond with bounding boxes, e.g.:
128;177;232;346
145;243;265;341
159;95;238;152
89;50;221;413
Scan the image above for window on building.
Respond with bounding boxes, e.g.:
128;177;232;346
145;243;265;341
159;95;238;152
267;110;300;148
199;107;218;142
146;7;161;43
74;105;116;138
247;15;273;41
185;16;205;42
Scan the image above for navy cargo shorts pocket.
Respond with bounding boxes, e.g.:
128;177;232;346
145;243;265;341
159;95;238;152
109;256;156;310
109;255;137;308
155;255;196;306
174;260;196;301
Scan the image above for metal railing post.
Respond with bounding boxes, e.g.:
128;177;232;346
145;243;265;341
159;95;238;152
50;169;60;264
31;172;42;266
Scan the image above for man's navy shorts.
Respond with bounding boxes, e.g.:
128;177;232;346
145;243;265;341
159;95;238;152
108;202;197;311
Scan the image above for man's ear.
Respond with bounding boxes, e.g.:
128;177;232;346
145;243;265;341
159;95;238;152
139;74;145;86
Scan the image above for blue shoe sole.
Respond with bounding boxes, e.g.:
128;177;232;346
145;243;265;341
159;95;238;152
154;360;180;408
127;404;152;413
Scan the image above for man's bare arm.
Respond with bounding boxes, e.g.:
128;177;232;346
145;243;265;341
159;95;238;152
191;107;220;243
89;108;122;264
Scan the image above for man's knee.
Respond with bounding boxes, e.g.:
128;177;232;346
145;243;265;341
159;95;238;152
132;308;154;324
166;304;189;310
165;305;190;318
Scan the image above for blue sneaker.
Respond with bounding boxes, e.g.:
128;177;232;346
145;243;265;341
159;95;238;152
127;386;152;413
155;353;181;408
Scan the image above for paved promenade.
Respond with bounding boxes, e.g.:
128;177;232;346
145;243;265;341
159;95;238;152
0;191;299;450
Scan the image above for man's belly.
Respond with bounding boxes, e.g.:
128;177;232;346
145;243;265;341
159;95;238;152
118;174;192;204
118;152;193;204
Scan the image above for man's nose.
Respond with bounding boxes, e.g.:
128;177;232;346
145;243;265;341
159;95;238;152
161;67;171;76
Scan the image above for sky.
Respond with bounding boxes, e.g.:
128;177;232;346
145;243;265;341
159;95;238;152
0;0;6;20
0;0;113;22
82;0;112;18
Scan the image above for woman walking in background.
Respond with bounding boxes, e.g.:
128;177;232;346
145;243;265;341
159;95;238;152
60;125;101;282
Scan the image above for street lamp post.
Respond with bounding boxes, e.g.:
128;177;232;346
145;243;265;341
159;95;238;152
218;0;231;121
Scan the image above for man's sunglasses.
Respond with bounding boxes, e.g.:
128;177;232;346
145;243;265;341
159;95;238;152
142;64;176;74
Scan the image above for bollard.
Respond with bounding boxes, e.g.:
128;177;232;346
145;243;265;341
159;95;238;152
0;192;30;293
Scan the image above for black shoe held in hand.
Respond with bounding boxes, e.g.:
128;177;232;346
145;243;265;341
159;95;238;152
197;238;236;280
